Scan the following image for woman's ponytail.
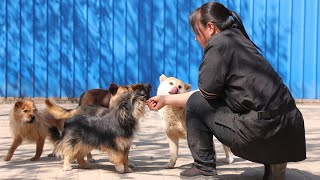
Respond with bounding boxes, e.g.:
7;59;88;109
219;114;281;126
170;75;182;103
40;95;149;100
229;10;261;51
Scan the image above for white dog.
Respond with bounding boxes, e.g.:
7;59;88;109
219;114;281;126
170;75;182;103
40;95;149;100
157;74;234;168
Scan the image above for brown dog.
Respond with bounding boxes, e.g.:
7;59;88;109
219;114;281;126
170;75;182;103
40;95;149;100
3;100;54;161
79;83;152;108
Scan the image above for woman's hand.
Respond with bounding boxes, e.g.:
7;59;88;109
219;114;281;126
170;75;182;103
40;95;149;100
146;91;195;110
146;95;166;110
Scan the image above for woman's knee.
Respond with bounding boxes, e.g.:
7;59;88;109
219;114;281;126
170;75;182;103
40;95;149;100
186;91;207;114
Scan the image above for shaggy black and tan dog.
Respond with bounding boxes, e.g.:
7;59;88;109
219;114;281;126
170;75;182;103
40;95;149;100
44;99;110;161
49;91;147;173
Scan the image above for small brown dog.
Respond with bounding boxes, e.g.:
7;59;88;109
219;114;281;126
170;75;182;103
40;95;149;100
79;83;152;108
4;100;54;161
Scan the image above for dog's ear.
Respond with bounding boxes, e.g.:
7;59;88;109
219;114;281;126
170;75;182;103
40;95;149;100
14;101;24;109
130;84;142;91
159;74;167;82
131;83;152;92
145;83;152;91
109;83;119;95
45;99;54;108
185;84;192;92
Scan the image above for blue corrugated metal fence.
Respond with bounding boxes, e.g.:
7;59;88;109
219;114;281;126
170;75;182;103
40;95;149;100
0;0;319;99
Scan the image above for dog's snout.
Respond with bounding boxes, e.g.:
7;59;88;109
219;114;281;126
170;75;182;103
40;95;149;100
139;93;148;101
144;92;150;100
27;116;35;123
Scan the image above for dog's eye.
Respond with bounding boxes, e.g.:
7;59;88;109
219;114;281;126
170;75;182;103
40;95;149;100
178;85;182;89
169;82;173;85
22;110;29;113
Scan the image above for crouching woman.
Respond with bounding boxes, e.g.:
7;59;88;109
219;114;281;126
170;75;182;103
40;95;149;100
146;2;306;180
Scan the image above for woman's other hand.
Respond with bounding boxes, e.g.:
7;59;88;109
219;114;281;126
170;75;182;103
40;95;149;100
146;95;166;110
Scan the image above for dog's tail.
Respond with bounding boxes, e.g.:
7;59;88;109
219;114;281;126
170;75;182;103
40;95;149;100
45;99;77;120
47;125;61;143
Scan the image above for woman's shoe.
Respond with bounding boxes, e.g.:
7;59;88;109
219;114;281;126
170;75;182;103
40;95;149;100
180;165;219;180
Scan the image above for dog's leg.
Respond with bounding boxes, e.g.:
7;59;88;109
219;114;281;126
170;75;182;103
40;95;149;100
108;150;126;173
3;136;22;161
63;155;73;171
165;135;179;169
222;145;234;164
212;139;217;160
123;147;132;173
76;153;90;169
86;152;95;163
31;137;45;161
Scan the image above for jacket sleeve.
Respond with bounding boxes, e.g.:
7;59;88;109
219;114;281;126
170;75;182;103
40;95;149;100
198;45;229;99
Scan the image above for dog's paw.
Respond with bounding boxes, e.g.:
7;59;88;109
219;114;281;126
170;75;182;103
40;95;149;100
226;156;234;164
3;156;11;161
164;162;175;169
115;165;125;173
63;166;72;171
30;157;40;161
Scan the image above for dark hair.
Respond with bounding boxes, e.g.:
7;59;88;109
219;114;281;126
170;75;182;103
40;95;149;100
189;2;260;51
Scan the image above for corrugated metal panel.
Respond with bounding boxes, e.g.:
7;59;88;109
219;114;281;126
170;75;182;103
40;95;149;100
0;0;6;97
47;0;61;97
304;0;318;99
6;0;20;97
60;0;74;97
0;0;319;99
21;0;34;97
291;0;304;98
318;0;320;98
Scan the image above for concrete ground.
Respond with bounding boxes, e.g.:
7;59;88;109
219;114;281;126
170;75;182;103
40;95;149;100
0;103;319;180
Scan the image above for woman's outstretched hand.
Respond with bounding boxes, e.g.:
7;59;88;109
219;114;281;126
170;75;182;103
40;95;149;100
146;95;166;110
146;91;194;110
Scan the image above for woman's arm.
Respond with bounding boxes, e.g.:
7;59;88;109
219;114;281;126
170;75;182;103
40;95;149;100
146;91;196;110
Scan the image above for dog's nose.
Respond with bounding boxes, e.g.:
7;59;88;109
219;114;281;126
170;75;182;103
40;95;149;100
28;116;35;123
144;91;150;99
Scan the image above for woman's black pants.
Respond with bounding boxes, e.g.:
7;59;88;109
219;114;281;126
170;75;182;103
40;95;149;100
185;91;236;172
